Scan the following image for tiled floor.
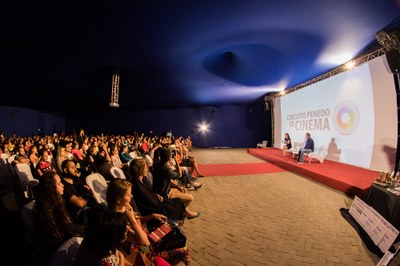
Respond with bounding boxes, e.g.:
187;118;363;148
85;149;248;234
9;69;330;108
182;148;398;266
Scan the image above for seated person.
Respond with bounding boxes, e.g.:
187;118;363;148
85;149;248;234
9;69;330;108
76;210;135;266
28;144;40;167
35;148;54;178
13;146;31;165
71;141;85;165
119;144;134;164
130;157;200;221
106;178;189;265
61;159;98;224
282;133;292;157
34;171;84;260
55;139;75;174
152;147;194;207
297;132;314;164
110;144;129;176
94;143;114;181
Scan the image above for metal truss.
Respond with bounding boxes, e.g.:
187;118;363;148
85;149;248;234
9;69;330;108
110;69;120;107
274;47;388;98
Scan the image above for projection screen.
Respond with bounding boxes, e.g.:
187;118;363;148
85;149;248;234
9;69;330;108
273;55;397;172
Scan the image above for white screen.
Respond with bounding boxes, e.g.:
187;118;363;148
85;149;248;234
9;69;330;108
273;56;397;171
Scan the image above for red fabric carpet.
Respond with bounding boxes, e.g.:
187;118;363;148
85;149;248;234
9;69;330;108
248;148;379;199
198;162;285;177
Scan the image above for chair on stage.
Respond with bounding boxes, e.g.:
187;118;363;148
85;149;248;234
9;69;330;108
257;140;268;148
307;146;328;164
288;142;300;158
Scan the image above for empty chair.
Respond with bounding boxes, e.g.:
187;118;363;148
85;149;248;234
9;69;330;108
257;140;268;148
307;146;329;164
110;166;126;179
86;173;108;204
14;163;39;198
50;236;83;266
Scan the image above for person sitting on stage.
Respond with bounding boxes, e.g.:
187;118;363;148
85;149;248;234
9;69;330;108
297;132;314;164
282;133;292;157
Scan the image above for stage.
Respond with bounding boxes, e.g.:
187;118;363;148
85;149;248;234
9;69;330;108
248;148;379;199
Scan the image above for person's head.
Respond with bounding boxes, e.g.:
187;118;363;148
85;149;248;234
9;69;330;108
38;148;49;162
73;141;79;150
38;171;64;199
29;145;38;154
106;178;133;211
120;144;128;153
110;145;119;155
129;158;147;180
84;210;128;258
18;146;26;156
285;133;290;139
61;159;79;177
65;141;73;153
305;132;310;138
158;147;171;163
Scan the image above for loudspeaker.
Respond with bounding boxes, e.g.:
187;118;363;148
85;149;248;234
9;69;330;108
386;50;400;73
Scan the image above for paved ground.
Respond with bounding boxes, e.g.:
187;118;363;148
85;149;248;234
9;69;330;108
2;148;399;265
182;148;398;266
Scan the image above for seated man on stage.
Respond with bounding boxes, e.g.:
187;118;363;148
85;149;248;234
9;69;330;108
297;132;314;164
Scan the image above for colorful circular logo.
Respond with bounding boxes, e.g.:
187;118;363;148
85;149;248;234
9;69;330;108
333;101;360;135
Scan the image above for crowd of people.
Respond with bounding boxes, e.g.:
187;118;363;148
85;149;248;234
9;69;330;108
0;129;205;265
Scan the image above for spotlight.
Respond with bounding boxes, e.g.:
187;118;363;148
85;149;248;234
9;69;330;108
344;60;355;70
199;124;209;132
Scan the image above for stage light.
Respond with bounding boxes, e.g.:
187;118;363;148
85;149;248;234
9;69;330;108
344;60;355;70
199;124;209;132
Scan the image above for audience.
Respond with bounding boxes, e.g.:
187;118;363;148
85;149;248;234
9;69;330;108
0;130;201;265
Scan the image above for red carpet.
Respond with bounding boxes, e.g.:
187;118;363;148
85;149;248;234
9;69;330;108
248;148;379;199
198;162;285;177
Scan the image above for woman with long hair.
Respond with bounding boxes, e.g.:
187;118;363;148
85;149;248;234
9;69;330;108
34;171;84;260
107;178;190;265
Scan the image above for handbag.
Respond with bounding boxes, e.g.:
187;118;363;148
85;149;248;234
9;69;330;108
152;224;187;252
148;223;173;243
